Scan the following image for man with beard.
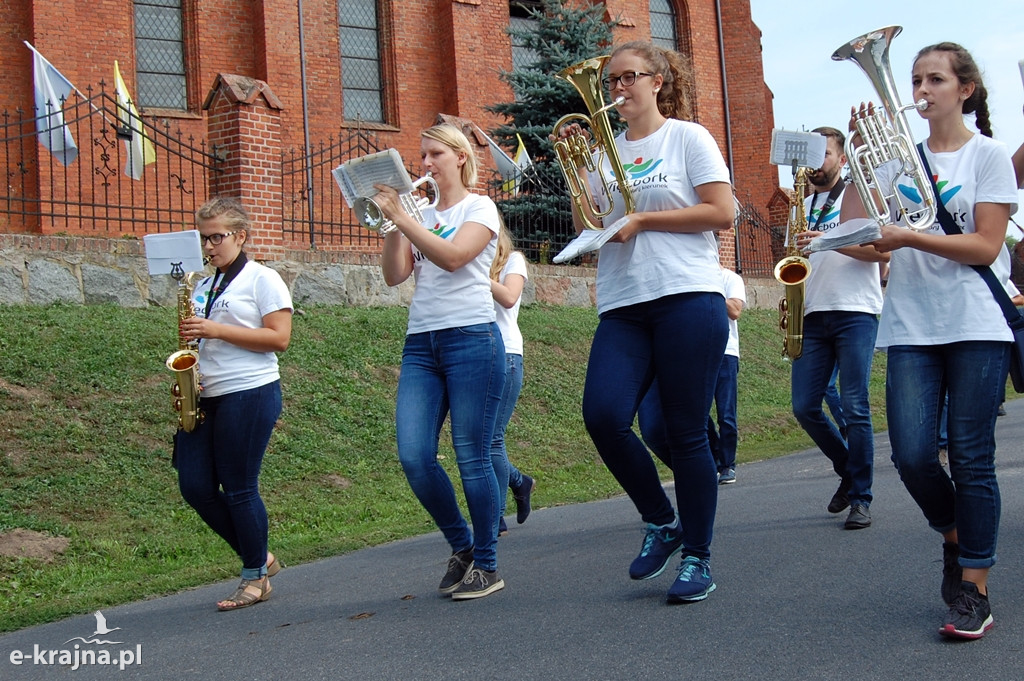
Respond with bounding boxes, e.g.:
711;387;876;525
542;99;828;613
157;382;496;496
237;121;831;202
790;126;890;530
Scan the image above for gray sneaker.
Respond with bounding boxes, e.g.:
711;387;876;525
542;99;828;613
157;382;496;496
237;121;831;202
438;548;474;594
451;568;505;600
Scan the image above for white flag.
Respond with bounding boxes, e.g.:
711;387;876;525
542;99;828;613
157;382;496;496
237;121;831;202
114;61;156;180
481;129;526;196
26;42;78;166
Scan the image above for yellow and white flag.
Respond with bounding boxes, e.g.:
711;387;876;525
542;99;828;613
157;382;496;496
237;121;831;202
113;61;156;180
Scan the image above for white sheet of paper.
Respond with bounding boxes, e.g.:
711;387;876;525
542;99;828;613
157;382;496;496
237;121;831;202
769;129;826;170
142;230;205;276
552;216;629;264
805;217;882;252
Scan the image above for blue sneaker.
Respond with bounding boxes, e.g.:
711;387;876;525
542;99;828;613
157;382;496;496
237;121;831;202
667;556;716;603
718;468;736;485
629;519;684;580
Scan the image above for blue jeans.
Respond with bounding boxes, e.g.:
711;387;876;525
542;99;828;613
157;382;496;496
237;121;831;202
491;353;524;519
791;311;878;506
583;292;727;561
176;380;281;579
396;323;505;571
824;363;846;433
887;342;1006;569
639;354;739;473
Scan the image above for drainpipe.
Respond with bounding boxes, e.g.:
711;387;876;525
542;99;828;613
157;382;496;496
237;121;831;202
298;0;316;249
714;0;739;269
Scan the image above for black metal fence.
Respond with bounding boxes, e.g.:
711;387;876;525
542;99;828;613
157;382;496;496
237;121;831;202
1;82;221;235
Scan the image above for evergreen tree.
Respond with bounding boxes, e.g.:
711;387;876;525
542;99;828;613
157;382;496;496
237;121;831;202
487;0;620;263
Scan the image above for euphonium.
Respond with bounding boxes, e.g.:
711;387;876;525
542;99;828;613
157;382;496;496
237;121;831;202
355;174;440;235
165;263;204;432
832;25;936;231
551;55;636;230
775;167;812;361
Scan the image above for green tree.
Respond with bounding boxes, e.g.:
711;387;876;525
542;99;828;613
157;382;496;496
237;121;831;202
487;0;620;263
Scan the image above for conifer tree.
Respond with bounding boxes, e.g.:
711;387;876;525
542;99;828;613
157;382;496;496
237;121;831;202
487;0;619;262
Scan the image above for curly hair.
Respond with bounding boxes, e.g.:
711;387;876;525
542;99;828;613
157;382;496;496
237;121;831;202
611;40;695;121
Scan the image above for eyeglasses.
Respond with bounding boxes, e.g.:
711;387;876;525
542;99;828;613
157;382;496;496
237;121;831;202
200;231;238;246
601;71;654;90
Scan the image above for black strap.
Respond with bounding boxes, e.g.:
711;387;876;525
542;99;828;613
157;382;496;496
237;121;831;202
809;181;846;230
203;251;248;319
917;143;1024;330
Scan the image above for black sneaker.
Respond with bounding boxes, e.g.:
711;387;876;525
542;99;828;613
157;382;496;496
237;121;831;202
940;581;993;639
451;568;505;600
629;519;684;580
438;548;474;594
827;481;851;514
941;542;963;605
844;503;871;529
512;474;535;524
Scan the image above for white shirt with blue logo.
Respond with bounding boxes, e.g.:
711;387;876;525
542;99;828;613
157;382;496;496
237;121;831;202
803;186;884;315
192;261;293;397
875;134;1018;347
406;192;501;334
587;118;731;315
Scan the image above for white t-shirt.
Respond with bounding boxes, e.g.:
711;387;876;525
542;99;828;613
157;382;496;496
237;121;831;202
875;134;1019;347
406;193;501;334
193;260;293;397
494;251;528;356
802;186;884;315
587;118;732;315
722;268;745;357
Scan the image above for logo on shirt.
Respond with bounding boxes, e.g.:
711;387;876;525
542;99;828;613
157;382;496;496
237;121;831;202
808;205;841;225
898;175;962;205
622;156;664;179
429;222;457;240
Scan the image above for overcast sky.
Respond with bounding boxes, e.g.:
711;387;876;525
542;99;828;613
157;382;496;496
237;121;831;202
748;0;1024;233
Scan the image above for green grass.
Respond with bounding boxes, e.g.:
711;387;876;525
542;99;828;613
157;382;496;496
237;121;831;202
0;303;886;632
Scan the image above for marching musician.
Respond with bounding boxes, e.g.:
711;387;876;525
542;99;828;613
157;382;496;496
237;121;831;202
791;126;888;530
375;123;507;600
845;42;1017;640
553;40;734;603
176;197;293;611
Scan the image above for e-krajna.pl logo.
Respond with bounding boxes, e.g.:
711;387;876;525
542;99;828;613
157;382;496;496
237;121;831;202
7;611;142;671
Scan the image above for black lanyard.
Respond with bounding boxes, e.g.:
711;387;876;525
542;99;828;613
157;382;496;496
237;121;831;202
808;181;846;230
203;251;248;318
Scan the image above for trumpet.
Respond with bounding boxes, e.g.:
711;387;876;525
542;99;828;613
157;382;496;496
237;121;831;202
354;174;439;235
832;25;936;231
552;55;636;230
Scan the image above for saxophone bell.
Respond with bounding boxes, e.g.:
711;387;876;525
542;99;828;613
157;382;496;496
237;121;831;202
775;167;812;361
166;264;204;432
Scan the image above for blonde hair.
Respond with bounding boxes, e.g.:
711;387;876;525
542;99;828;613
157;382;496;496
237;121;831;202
196;197;250;236
490;216;515;281
611;41;695;121
421;123;479;188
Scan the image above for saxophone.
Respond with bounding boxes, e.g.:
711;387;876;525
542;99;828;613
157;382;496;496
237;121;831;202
165;263;204;432
774;167;812;361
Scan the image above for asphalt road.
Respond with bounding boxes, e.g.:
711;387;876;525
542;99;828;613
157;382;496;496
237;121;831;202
3;401;1024;680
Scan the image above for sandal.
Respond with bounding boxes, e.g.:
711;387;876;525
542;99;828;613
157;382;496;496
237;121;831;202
266;552;282;577
217;577;272;611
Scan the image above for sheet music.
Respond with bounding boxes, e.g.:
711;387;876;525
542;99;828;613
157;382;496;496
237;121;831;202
332;149;414;208
552;216;629;264
142;230;205;276
805;218;882;252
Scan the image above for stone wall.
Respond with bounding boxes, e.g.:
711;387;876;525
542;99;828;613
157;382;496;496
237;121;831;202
0;234;780;310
